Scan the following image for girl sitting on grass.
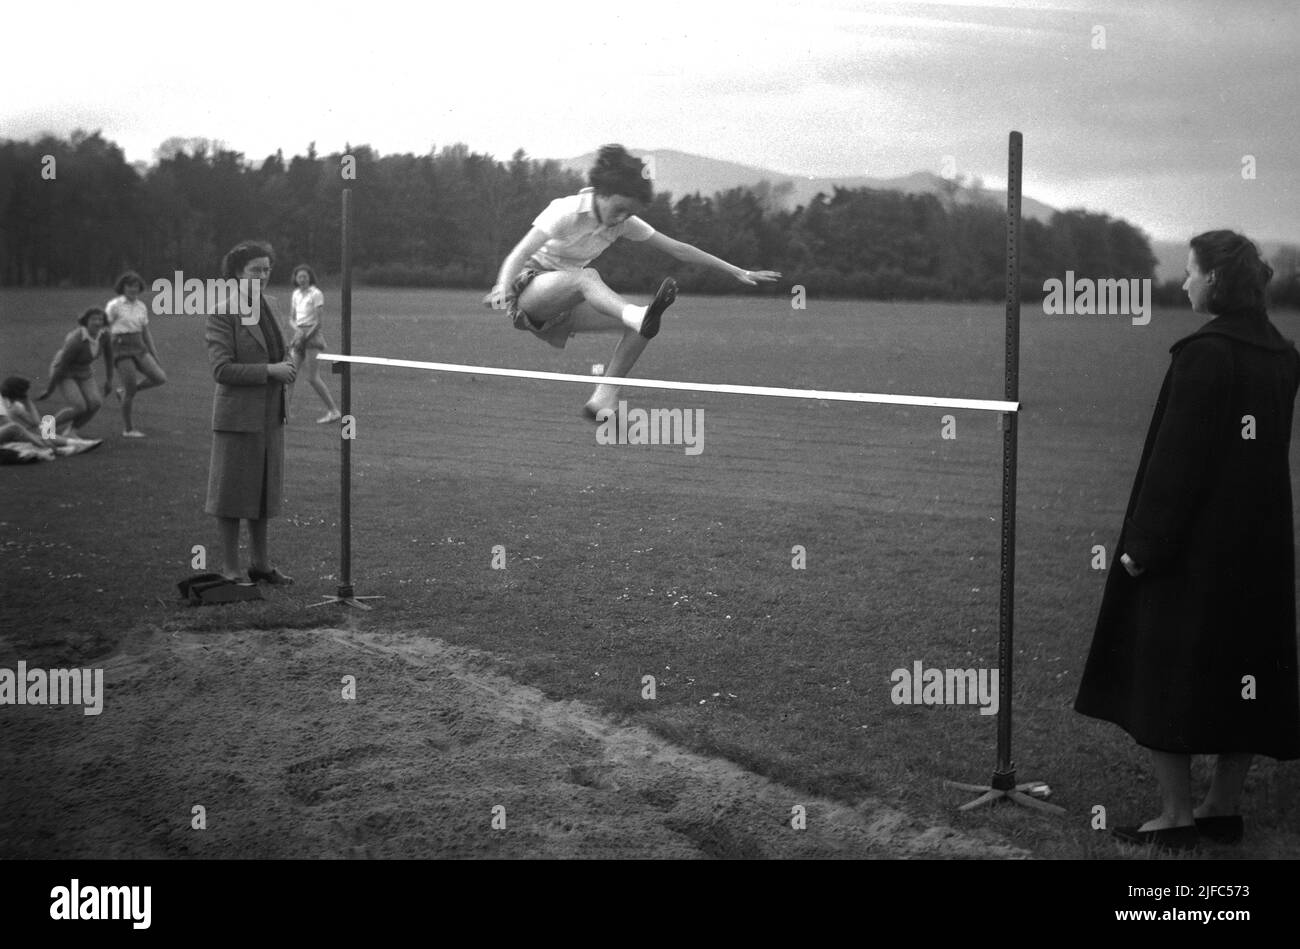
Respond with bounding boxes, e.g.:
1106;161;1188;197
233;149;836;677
1;376;101;460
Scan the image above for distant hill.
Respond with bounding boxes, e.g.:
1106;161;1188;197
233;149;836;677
558;149;1299;285
557;147;1058;223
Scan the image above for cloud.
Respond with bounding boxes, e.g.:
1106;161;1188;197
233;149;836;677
1;0;1295;241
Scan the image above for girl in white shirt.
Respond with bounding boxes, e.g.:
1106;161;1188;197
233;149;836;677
489;144;780;420
288;265;341;423
105;270;167;437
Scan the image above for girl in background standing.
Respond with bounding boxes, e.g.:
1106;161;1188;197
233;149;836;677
288;264;341;423
105;270;167;437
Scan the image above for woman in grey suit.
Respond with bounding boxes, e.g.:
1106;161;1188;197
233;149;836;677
204;240;298;584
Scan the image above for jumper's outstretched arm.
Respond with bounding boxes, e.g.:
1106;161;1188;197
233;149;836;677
643;232;781;285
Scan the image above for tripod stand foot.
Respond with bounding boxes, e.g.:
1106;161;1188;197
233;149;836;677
943;779;1066;814
308;594;383;610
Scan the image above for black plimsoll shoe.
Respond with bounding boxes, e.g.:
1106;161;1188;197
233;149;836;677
1111;824;1198;852
639;278;678;340
248;566;294;586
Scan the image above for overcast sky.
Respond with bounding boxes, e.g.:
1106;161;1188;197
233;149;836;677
3;0;1296;243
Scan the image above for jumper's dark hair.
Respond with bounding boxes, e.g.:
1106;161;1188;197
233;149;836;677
588;144;652;204
78;307;107;327
113;270;146;295
1190;230;1274;313
291;264;318;286
221;240;275;279
1;376;31;400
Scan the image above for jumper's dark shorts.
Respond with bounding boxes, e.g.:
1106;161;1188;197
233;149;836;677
503;267;577;350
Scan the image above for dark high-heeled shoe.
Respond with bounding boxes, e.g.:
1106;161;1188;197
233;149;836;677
248;566;294;585
1194;815;1243;844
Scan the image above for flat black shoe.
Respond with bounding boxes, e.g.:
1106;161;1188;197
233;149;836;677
1195;815;1243;844
248;566;294;585
639;277;677;340
1111;824;1198;851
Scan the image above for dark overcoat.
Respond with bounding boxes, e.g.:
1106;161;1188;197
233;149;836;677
1074;308;1300;759
203;294;288;520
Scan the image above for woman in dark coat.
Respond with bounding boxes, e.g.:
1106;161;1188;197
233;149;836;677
1075;230;1300;850
204;240;298;584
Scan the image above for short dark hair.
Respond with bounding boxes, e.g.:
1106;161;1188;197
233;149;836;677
589;144;653;205
291;264;318;286
1;376;31;400
78;307;107;327
1190;230;1274;314
114;270;146;295
221;240;275;279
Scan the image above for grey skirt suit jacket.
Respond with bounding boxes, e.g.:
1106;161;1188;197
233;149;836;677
204;293;288;519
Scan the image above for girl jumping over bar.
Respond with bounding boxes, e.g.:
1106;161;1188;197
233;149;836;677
488;144;781;420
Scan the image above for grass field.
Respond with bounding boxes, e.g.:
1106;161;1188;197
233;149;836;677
2;285;1298;859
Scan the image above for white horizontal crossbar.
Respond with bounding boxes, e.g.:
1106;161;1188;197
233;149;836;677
319;353;1020;413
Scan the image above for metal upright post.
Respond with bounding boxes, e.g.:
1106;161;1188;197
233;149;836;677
945;132;1061;813
312;187;380;609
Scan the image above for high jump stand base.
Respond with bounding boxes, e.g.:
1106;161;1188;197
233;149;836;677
944;772;1066;814
309;585;383;611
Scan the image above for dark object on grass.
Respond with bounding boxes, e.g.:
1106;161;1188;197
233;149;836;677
0;445;39;465
178;573;264;606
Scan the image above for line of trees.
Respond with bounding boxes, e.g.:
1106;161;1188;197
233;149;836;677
3;130;1296;306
